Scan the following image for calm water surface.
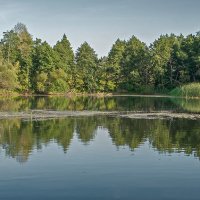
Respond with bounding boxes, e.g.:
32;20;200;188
0;96;200;200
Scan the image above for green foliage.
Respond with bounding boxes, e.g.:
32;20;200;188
107;39;126;90
35;72;48;93
48;69;69;93
150;34;179;89
180;34;200;82
97;57;117;92
121;36;151;91
54;34;74;70
14;23;33;91
0;23;33;92
53;34;75;90
0;48;19;91
31;39;56;93
75;42;98;92
170;83;200;98
0;23;200;94
0;30;19;63
0;62;19;90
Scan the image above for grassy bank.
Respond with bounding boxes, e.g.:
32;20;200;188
170;83;200;98
2;84;200;98
0;90;114;98
0;90;172;98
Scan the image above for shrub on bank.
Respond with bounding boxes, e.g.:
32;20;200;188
170;83;200;98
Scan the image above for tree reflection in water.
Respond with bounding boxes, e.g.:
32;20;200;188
0;116;200;163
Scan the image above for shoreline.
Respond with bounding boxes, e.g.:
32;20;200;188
0;91;200;99
0;92;189;99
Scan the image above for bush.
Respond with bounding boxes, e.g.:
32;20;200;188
170;83;200;98
0;62;19;90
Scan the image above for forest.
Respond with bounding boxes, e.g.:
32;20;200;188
0;23;200;95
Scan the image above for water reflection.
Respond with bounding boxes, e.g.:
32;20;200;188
0;96;179;112
171;97;200;113
0;117;200;163
1;95;200;114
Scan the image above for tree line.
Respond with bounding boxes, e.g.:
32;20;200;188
0;23;200;94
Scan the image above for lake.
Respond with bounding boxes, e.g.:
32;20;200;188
0;96;200;200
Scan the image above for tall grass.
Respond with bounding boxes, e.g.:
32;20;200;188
170;83;200;98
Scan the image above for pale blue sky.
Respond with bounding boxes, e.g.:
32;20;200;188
0;0;200;56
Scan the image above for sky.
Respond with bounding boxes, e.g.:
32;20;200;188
0;0;200;57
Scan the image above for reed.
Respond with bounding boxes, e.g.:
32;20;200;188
170;83;200;98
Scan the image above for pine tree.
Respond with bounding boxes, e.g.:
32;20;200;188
107;39;126;90
31;39;56;93
53;34;75;90
75;42;98;92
